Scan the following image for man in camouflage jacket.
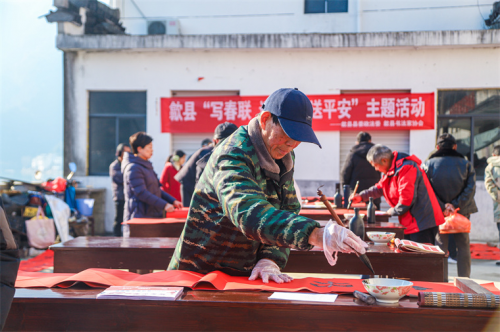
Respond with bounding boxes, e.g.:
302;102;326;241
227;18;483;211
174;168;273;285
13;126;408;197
169;88;367;282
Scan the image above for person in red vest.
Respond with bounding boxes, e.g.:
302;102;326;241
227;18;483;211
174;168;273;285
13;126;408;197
160;150;186;202
350;144;445;244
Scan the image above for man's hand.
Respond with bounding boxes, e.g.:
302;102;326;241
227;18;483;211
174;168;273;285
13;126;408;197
248;259;293;284
164;203;175;213
349;194;363;204
173;200;183;209
310;222;368;266
444;203;455;217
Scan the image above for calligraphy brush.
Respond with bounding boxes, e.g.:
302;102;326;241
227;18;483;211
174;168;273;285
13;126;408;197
317;186;375;275
346;181;359;210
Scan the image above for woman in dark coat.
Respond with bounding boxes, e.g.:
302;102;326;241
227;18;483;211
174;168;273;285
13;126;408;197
122;132;183;222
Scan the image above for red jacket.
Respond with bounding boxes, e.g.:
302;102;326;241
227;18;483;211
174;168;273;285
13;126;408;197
160;162;182;202
360;151;445;234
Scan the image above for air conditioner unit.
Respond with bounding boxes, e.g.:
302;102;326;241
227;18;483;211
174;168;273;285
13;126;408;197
165;19;179;35
147;19;179;35
147;21;166;35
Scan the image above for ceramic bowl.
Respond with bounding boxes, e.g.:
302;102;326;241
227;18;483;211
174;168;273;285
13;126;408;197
344;213;365;220
366;231;396;244
362;278;413;303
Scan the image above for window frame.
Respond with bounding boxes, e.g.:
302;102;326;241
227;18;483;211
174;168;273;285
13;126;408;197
304;0;348;14
88;91;147;176
436;89;500;180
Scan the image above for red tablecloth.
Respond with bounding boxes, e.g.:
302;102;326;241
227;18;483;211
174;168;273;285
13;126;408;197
124;217;186;225
302;196;366;208
166;207;189;218
299;208;388;216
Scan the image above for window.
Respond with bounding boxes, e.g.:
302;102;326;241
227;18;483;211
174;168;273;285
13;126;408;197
305;0;348;13
89;92;147;175
437;89;500;179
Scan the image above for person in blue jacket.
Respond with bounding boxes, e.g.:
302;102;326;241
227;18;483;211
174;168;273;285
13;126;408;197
122;132;183;222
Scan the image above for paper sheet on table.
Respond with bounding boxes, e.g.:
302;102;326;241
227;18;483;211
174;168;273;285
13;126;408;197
269;292;338;303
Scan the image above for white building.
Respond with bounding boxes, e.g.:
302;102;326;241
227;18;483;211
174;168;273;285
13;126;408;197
49;0;500;241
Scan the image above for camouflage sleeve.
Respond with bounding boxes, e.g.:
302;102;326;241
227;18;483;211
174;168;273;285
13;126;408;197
280;180;301;214
280;152;301;215
213;149;319;252
257;245;290;269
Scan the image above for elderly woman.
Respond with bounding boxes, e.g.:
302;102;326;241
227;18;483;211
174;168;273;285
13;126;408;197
122;132;183;222
350;144;445;244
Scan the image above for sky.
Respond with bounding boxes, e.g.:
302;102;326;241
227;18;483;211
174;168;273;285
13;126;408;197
0;0;110;182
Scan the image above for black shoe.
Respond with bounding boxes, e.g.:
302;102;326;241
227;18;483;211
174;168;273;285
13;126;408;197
496;261;500;266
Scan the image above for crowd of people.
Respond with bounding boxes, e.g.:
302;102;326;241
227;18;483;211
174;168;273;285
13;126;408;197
344;130;500;276
108;87;499;282
109;122;239;236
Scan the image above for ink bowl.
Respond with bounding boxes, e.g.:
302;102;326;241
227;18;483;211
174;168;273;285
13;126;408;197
366;232;396;244
362;278;413;304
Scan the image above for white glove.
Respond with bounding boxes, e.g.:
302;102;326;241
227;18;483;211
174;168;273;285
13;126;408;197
248;258;293;284
323;220;368;266
164;203;174;213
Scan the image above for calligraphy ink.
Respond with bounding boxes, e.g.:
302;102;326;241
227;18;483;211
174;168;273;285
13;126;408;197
349;207;365;240
367;197;376;224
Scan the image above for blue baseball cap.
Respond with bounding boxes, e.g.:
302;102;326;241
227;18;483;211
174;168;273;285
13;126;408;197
262;88;322;148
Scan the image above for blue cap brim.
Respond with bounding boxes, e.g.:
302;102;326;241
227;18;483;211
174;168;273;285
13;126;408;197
278;117;322;148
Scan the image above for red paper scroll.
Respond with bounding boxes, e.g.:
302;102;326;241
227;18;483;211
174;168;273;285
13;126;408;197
16;269;500;297
160;93;434;133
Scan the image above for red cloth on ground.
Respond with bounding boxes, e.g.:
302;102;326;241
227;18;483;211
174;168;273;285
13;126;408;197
19;250;54;272
159;162;181;201
470;243;500;260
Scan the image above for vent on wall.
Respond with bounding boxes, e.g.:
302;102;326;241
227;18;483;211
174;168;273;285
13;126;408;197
147;19;179;35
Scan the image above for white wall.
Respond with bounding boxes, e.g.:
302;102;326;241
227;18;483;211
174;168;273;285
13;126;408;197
113;0;495;35
470;181;499;242
70;45;500;231
294;131;340;181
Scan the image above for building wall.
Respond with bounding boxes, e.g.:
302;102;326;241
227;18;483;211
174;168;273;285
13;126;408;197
67;45;500;239
113;0;495;35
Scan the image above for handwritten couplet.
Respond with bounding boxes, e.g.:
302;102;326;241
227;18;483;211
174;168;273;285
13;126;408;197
160;93;434;133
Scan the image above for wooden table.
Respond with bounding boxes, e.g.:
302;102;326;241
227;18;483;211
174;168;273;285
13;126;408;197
125;218;187;237
125;217;405;239
316;220;405;239
50;236;447;281
6;288;498;331
299;208;391;222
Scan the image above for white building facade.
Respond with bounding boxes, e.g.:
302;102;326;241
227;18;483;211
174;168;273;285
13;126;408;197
52;0;500;241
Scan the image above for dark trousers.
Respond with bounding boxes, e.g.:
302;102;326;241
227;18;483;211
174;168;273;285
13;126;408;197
404;226;439;245
498;223;500;243
1;249;20;330
436;232;471;278
113;200;125;237
448;234;457;260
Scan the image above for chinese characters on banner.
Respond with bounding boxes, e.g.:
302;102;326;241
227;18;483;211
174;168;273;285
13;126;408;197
160;93;434;133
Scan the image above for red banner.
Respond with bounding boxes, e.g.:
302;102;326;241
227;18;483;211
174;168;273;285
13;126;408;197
161;93;434;133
